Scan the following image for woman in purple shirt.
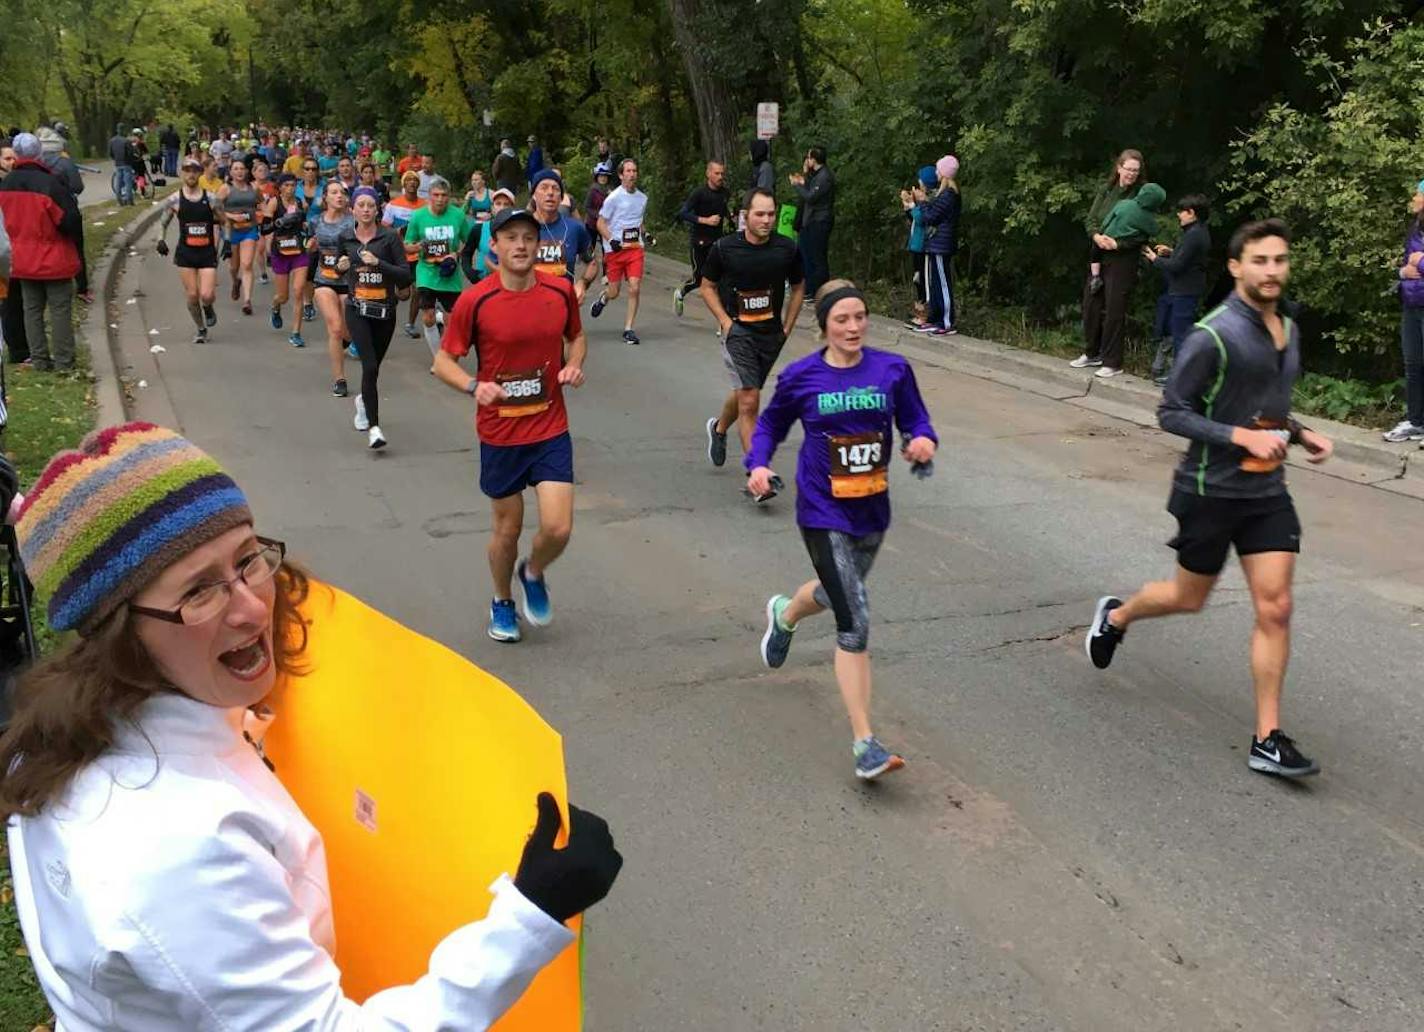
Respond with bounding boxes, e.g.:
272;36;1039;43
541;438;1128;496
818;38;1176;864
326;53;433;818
1384;180;1424;443
747;280;938;780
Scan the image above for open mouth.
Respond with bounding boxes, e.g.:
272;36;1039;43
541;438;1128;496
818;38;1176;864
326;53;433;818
218;635;272;682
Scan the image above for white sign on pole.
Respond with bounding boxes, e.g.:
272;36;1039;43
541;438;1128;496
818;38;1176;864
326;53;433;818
756;102;779;140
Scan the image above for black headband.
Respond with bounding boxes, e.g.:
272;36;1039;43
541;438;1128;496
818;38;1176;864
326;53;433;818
815;287;866;330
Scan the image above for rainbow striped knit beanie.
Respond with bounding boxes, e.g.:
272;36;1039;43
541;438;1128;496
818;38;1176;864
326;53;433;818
15;422;253;635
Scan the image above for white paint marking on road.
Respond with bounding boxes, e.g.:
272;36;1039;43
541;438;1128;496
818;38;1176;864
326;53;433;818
150;344;166;354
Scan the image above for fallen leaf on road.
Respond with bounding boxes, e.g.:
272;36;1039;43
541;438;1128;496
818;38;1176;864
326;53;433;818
150;345;166;354
148;329;160;336
108;323;118;329
125;298;137;305
137;380;148;388
93;220;105;226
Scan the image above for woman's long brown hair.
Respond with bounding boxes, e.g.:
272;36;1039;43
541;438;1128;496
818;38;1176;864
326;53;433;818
0;563;313;821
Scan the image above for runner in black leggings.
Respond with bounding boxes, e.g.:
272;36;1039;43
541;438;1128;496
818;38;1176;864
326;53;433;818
338;187;411;449
747;279;939;781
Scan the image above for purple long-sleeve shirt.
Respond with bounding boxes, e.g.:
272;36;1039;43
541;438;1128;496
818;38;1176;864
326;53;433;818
746;347;938;535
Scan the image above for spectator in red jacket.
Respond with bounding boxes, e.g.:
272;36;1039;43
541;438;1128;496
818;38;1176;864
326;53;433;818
0;133;81;371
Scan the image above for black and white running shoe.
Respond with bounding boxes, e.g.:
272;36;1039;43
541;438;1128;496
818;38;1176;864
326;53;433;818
1085;595;1124;669
706;416;727;467
1248;729;1320;778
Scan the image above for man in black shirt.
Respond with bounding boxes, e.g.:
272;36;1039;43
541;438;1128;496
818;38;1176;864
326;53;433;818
699;187;804;498
673;160;729;317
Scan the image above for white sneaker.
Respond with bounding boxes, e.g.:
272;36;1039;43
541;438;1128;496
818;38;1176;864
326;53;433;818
354;395;370;431
1382;420;1424;443
1094;366;1123;378
1069;354;1103;368
368;425;387;450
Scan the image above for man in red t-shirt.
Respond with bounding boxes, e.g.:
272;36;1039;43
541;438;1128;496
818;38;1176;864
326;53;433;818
435;207;588;644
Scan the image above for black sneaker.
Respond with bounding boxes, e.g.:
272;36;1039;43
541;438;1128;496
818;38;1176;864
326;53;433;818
332;379;349;398
1085;595;1124;669
706;416;727;467
1248;729;1320;778
623;329;640;345
589;292;606;318
203;304;217;328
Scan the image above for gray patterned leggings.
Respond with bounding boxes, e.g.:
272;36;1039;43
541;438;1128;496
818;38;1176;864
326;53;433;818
802;528;883;653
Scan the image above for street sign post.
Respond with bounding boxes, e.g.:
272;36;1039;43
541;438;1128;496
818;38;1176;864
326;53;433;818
757;102;779;140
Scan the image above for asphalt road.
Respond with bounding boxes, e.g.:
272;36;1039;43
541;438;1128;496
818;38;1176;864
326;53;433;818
106;223;1424;1032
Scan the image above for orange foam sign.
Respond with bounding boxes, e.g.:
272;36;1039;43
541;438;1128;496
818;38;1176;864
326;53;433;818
263;583;581;1028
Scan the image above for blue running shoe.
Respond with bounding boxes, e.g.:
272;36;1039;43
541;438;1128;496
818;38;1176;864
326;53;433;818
288;332;305;348
760;595;795;668
270;307;283;330
589;292;607;319
303;302;316;322
515;558;552;627
488;598;521;642
853;736;905;781
346;341;359;359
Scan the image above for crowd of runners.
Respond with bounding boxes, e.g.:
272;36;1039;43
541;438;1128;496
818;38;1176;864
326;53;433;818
123;122;1340;787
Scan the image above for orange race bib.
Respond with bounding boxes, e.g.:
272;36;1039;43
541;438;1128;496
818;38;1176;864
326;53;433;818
534;241;566;278
355;268;385;301
495;368;549;418
828;431;889;498
229;211;253;229
423;239;451;262
736;288;774;323
183;221;211;249
317;249;341;281
1240;418;1289;474
276;233;304;257
620;227;642;248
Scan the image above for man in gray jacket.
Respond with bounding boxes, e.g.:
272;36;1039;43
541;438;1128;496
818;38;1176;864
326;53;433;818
1083;218;1334;780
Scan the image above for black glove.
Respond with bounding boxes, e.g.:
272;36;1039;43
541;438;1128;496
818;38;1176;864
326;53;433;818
155;240;169;257
902;432;935;479
607;239;622;253
514;792;622;923
220;239;233;261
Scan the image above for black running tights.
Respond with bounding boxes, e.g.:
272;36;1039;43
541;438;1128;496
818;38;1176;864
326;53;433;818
345;307;396;426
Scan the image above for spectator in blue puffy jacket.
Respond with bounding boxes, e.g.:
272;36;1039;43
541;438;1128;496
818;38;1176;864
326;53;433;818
1384;180;1424;443
900;165;936;328
910;155;960;337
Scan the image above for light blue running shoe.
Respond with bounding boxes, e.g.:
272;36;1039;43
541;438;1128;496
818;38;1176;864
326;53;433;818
488;598;521;642
853;736;905;781
346;342;359;359
288;332;305;348
515;558;552;627
760;595;795;668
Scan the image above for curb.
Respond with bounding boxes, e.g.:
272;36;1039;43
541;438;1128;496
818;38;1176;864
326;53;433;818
643;252;1414;481
84;197;170;425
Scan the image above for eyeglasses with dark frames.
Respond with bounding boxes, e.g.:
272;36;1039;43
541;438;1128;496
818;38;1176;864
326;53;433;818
129;537;286;626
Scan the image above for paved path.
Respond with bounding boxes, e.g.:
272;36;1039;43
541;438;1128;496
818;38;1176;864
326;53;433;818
107;226;1424;1031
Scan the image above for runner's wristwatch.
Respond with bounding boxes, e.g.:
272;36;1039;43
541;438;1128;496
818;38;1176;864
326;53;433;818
465;379;478;395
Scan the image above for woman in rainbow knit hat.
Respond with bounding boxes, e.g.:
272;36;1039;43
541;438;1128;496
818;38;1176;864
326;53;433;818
0;421;621;1030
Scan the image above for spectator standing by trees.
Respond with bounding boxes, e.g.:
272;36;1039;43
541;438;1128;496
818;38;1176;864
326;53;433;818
161;124;182;177
0;134;82;371
0;140;27;364
107;124;137;205
912;155;961;337
525;136;546;190
901;165;936;328
1144;194;1211;385
493;139;522;195
1384;180;1424;443
1073;149;1144;370
1077;180;1166;377
790;146;835;299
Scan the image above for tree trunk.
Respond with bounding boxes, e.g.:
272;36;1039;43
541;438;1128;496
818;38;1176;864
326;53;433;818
665;0;741;163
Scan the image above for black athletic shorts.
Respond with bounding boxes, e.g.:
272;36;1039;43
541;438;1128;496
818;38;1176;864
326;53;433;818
1166;490;1301;576
721;324;786;390
418;287;463;312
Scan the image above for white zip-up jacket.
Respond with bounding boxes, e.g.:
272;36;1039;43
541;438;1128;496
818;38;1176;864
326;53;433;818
7;692;575;1030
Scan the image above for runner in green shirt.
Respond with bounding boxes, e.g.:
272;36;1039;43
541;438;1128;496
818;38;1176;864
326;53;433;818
404;176;472;360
